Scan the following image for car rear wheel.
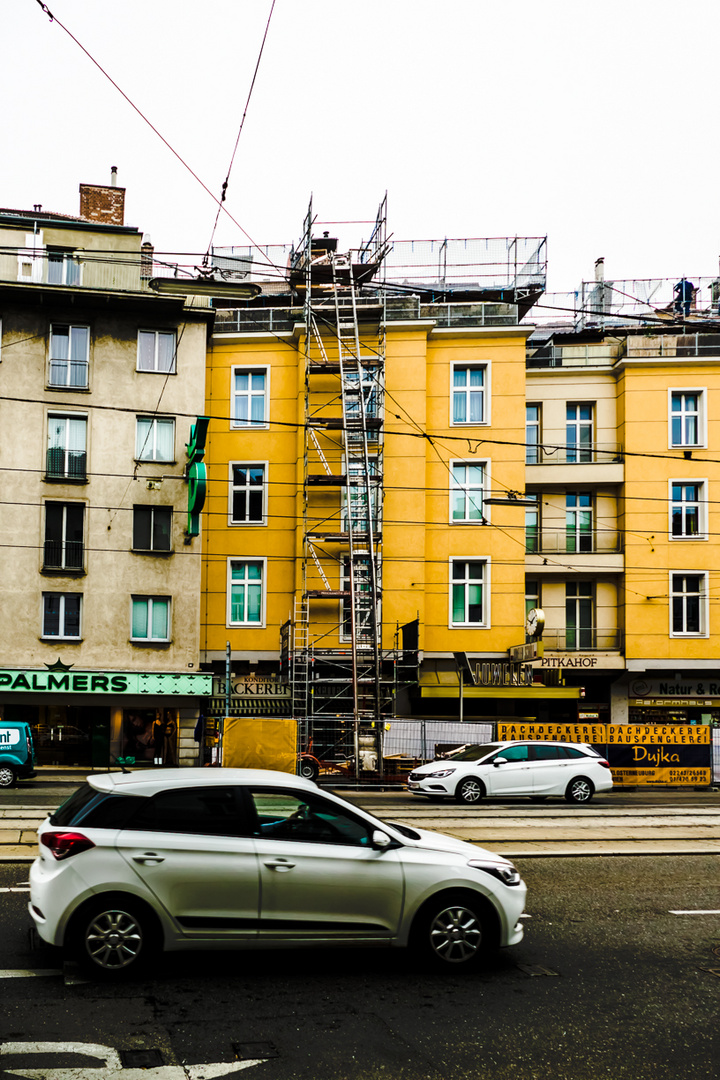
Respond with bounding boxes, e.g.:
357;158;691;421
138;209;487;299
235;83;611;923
411;892;497;968
565;776;594;804
455;777;484;804
0;766;17;789
72;897;157;978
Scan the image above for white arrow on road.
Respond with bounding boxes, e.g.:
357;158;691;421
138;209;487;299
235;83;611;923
0;1041;266;1079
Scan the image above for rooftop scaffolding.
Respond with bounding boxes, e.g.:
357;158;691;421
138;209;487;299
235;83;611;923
534;275;720;329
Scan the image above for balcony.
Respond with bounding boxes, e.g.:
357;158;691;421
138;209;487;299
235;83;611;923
526;442;624;486
541;628;623;652
45;449;87;483
526;529;622;555
43;540;84;573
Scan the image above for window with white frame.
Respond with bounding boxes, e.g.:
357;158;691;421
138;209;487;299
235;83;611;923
46;413;87;481
42;593;82;639
566;491;593;552
133;506;173;552
670;390;704;447
565;582;594;649
340;555;376;642
138;330;176;373
525;579;540;621
131;596;170;642
670;572;707;636
344;458;380;532
450;558;488;626
451;462;485;523
526;404;541;464
452;364;487;425
135;416;175;462
525;496;539;553
232;367;268;427
670;481;706;539
229;464;266;524
49;325;89;388
566;403;593;463
47;248;80;286
228;560;264;625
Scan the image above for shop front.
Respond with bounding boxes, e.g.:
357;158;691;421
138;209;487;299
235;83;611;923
0;668;212;769
626;675;720;727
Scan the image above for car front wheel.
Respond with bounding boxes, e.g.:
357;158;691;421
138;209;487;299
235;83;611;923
565;776;594;804
412;892;497;968
0;766;17;789
455;777;484;804
72;898;157;978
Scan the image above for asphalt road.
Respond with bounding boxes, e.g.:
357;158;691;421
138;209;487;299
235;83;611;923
1;855;718;1080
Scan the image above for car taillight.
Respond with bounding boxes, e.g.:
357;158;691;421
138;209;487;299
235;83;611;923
41;831;95;860
597;759;611;769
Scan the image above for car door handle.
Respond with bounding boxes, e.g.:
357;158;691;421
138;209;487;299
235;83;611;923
132;853;165;865
264;858;296;872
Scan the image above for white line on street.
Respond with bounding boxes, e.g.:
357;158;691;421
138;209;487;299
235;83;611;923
0;887;30;893
0;969;63;978
669;910;720;915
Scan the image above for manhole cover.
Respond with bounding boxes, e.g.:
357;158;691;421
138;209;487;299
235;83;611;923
233;1041;279;1061
120;1049;165;1068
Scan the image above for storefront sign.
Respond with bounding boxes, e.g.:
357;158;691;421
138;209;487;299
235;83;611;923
541;654;625;669
0;670;212;696
497;722;712;785
213;676;290;699
475;662;534;687
185;416;209;538
629;678;720;701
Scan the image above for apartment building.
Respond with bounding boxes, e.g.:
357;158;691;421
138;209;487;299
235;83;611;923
201;204;583;773
0;175;213;768
527;270;720;728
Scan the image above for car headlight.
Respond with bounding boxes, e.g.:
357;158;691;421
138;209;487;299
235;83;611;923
424;768;456;778
468;859;522;887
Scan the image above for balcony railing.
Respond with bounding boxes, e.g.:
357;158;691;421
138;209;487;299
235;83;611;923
541;629;623;652
45;449;87;482
43;540;84;571
526;530;623;555
526;442;623;466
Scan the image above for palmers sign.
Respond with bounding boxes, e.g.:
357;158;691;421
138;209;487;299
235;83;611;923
0;670;212;695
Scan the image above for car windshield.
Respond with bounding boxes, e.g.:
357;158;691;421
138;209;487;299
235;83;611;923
441;743;499;762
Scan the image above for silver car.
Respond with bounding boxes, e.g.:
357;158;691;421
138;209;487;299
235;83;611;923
408;741;613;804
29;768;526;977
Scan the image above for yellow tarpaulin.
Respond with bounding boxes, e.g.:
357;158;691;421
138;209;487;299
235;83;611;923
222;717;297;774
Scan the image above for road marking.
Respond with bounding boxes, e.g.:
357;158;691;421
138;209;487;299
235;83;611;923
0;1041;267;1078
669;910;720;915
0;887;30;893
0;969;62;978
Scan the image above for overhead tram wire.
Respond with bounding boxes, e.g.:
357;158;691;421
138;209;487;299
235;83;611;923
31;0;277;275
204;0;277;263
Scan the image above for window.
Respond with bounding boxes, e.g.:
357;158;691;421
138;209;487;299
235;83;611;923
250;790;371;846
126;787;244;836
671;573;707;636
566;403;593;463
566;492;593;552
670;481;705;539
452;364;487;425
46;414;87;481
131;597;170;642
525;579;540;622
232;367;267;427
138;330;176;373
133;506;172;552
670;390;704;448
341;556;375;642
47;248;80;286
565;582;593;649
135;417;175;462
42;593;82;639
451;462;485;523
450;559;488;626
229;464;266;524
526;404;541;464
525;497;539;553
228;560;264;626
49;325;89;389
344;458;380;532
44;502;84;571
345;368;380;420
490;745;529;763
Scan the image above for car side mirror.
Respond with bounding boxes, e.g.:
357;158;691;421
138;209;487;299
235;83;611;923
371;829;392;849
493;756;508;766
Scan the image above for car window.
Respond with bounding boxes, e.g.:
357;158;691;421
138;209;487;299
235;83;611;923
122;786;248;837
444;743;499;761
491;745;530;763
562;747;587;759
532;745;566;761
250;790;372;847
50;783;100;826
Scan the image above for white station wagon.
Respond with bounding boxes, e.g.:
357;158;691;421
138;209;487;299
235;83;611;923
30;768;527;977
408;741;613;804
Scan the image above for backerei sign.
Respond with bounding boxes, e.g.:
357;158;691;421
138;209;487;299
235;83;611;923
496;722;712;786
0;670;212;696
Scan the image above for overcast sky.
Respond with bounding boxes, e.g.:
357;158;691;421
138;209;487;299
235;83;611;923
4;0;719;293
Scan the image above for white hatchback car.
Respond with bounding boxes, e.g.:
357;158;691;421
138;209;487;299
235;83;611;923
29;768;526;977
408;741;613;804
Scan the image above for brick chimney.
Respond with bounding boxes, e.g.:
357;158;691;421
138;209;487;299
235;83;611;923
79;166;125;226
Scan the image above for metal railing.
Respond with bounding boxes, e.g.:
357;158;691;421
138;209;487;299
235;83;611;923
526;530;623;555
541;628;623;652
43;540;84;571
526;442;623;466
